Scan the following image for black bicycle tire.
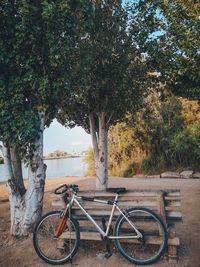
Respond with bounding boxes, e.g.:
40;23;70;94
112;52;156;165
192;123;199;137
33;210;80;265
114;207;168;265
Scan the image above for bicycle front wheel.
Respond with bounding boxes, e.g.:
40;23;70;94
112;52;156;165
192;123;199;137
33;210;80;265
114;207;167;265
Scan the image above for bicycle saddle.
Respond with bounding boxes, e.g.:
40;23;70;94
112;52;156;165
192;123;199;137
106;187;127;194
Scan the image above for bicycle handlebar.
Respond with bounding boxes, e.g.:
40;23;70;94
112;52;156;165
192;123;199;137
54;184;79;195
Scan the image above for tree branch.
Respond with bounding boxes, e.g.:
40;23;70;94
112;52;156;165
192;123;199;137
106;112;114;129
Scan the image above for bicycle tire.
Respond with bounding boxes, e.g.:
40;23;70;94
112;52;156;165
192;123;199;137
114;207;168;265
33;210;80;265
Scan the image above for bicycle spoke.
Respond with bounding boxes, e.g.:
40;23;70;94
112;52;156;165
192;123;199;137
33;211;80;264
114;207;167;265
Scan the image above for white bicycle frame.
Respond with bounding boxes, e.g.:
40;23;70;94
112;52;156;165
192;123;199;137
66;192;143;240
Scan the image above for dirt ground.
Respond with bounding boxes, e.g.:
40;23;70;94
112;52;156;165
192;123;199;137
0;176;200;267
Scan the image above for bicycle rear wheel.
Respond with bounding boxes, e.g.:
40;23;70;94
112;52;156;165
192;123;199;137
114;207;167;265
33;210;80;265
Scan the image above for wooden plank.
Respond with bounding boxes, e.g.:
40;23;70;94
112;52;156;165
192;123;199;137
60;231;180;246
52;200;158;209
165;206;181;211
165;191;181;197
52;200;181;210
52;206;182;221
72;209;161;217
51;191;181;202
157;193;167;236
78;189;181;198
75;201;158;208
72;213;182;222
50;190;181;201
52;200;65;207
157;193;167;224
165;196;181;201
165;201;181;207
166;211;182;218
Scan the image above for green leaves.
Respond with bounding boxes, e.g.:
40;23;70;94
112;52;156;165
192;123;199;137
0;0;75;157
58;1;159;131
173;124;200;163
152;0;200;101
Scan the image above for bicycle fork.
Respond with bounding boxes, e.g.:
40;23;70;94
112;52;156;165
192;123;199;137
54;212;68;238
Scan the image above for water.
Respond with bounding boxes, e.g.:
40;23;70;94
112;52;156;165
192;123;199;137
0;157;86;182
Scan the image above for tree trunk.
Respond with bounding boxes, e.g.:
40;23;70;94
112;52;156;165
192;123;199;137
23;114;46;235
2;145;23;235
10;146;26;195
3;111;46;236
89;112;108;191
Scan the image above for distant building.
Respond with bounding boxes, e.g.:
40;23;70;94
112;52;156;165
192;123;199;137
45;150;68;158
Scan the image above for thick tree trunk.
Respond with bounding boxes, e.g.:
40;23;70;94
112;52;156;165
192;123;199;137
3;145;24;235
3;111;46;236
89;112;108;191
23;114;46;235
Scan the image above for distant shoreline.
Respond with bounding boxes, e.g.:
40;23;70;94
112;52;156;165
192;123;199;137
0;155;82;164
43;155;81;160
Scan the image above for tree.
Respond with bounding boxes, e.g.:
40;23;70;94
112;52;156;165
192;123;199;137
58;1;160;190
151;1;200;101
0;0;73;235
84;95;200;175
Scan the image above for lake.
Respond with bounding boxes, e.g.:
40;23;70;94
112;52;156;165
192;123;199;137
0;157;86;182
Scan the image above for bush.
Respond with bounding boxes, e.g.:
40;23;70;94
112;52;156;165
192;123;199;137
84;96;200;176
83;148;95;176
172;124;200;168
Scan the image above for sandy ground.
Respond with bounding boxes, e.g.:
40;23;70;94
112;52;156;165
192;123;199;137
0;176;200;267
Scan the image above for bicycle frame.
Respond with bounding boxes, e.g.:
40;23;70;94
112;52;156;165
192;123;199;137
65;192;143;240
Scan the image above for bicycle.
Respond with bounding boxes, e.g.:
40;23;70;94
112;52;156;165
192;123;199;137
33;184;168;265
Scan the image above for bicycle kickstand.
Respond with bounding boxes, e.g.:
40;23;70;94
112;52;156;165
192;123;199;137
101;217;112;259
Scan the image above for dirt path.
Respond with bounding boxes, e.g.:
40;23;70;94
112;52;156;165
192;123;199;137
0;176;200;267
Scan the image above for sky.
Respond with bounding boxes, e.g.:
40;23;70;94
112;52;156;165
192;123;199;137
44;119;92;155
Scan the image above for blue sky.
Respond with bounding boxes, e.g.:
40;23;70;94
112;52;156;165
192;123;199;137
44;120;92;155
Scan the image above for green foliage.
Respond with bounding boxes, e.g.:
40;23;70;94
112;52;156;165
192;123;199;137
141;95;184;169
136;95;200;171
108;121;146;176
85;95;200;175
0;0;74;157
83;148;96;176
172;124;200;167
57;0;159;131
151;1;200;101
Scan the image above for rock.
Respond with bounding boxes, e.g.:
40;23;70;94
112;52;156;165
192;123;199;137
160;172;180;178
192;172;200;179
180;170;194;179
